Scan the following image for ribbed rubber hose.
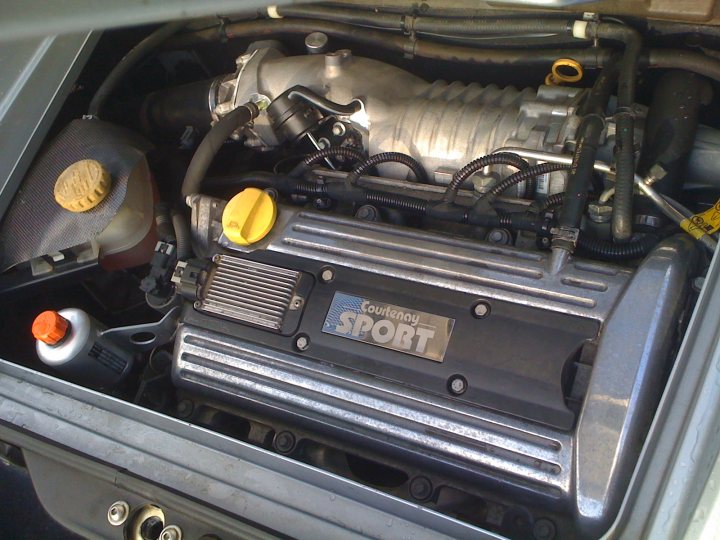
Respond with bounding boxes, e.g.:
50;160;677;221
538;192;566;212
303;147;366;167
444;152;529;203
88;21;186;118
294;180;429;212
350;152;428;183
577;233;660;260
181;103;259;199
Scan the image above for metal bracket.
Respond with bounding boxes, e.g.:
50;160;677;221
101;306;181;352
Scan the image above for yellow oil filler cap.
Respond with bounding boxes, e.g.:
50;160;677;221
222;188;277;246
54;159;111;212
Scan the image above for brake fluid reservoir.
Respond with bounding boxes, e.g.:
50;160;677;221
32;308;133;388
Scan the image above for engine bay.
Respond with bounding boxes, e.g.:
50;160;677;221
2;5;720;538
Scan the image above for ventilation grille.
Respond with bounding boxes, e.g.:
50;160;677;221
198;255;301;331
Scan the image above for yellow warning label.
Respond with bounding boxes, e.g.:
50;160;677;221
680;200;720;240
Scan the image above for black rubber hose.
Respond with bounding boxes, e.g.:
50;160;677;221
637;71;712;198
350;152;428;184
298;181;431;213
586;23;642;243
284;86;362;116
88;21;186;118
647;49;720;82
482;162;570;200
539;192;566;212
557;114;605;232
444;153;529;203
555;59;619;250
304;147;366;167
181;103;260;199
289;147;366;177
153;203;175;242
612;112;636;241
466;211;545;233
274;5;579;37
273;5;404;28
577;233;660;260
167;19;611;68
167;20;720;83
364;190;429;213
171;210;192;260
410;17;575;36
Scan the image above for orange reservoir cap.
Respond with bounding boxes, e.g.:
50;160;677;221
32;310;70;345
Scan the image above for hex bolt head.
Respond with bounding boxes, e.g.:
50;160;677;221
295;334;310;351
532;518;557;540
320;267;335;283
447;375;468;396
332;122;346;137
140;516;165;540
472;301;491;319
355;205;378;221
160;525;183;540
107;501;130;526
409;476;433;501
176;399;194;419
274;430;296;454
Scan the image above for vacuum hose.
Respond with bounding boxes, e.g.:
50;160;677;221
181;103;260;200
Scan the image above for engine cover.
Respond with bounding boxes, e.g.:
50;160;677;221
173;209;694;537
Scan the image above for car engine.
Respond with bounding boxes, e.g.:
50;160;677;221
2;5;720;539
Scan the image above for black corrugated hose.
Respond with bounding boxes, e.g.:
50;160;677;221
289;147;367;177
577;233;660;260
349;152;428;184
291;177;544;232
444;152;529;203
304;147;366;167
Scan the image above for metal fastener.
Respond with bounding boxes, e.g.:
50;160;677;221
448;375;468;396
107;501;130;526
295;335;310;351
332;122;346;137
487;228;511;245
693;276;705;292
409;476;433;501
160;525;183;540
472;301;491;319
274;431;296;453
176;399;194;419
320;267;335;283
587;202;613;224
355;205;379;221
532;518;557;540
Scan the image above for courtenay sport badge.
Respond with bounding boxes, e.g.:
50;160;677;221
323;292;455;362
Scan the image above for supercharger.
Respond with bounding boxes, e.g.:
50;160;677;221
209;44;588;196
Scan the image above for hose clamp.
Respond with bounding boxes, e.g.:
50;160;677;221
550;225;580;245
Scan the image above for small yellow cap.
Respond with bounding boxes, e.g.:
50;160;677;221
54;159;111;212
222;188;277;246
